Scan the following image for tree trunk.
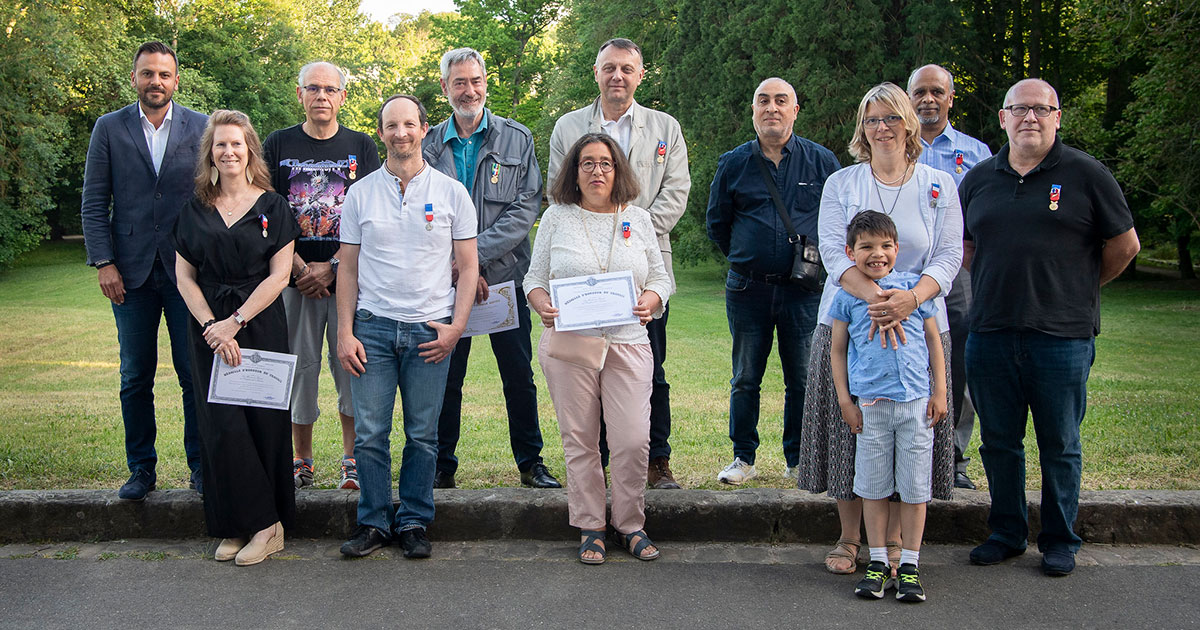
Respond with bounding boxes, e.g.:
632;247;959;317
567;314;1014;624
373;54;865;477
511;36;529;109
1177;216;1196;279
1029;0;1042;77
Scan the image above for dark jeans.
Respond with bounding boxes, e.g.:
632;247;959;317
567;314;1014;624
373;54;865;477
945;267;976;472
725;270;820;467
437;289;543;474
646;305;672;459
966;330;1095;554
111;259;201;478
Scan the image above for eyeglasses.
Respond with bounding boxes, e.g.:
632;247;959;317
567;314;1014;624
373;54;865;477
863;115;904;128
1003;104;1059;118
579;160;614;173
303;85;343;96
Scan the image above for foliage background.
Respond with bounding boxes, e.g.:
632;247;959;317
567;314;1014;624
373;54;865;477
1;0;1196;272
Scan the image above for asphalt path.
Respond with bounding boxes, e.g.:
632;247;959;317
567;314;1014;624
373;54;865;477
2;540;1196;629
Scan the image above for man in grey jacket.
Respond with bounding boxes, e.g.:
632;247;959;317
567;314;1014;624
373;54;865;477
422;48;561;489
548;38;691;489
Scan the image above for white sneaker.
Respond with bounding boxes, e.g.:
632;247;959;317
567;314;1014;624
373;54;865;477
717;457;757;484
784;465;799;482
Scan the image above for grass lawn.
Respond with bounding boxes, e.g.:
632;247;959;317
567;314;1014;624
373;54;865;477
0;240;1196;492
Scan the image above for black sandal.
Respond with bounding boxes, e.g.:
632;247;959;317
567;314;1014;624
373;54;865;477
578;529;606;565
612;528;660;561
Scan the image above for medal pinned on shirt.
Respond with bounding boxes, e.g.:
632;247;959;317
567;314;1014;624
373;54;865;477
1049;184;1061;211
954;150;964;174
259;214;268;238
622;221;632;247
930;182;941;208
348;154;358;180
490;163;500;185
656;140;666;164
424;203;434;231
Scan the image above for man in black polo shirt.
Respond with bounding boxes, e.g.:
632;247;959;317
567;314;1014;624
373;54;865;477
960;78;1139;576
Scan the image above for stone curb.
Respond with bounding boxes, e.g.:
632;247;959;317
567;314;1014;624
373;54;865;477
2;489;1197;545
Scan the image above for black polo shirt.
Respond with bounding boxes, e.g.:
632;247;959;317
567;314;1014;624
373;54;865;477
960;137;1134;338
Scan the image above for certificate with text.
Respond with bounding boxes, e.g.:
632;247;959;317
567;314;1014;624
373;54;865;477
208;349;298;410
549;270;640;332
462;280;521;338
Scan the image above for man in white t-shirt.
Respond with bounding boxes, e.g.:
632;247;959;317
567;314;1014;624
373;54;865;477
336;94;479;560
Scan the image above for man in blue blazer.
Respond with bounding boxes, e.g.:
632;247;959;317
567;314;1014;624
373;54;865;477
81;41;208;501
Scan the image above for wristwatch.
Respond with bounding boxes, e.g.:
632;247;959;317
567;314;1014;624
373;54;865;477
329;256;340;275
93;259;113;269
232;310;247;327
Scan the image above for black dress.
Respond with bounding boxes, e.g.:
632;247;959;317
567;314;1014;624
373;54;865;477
171;192;301;538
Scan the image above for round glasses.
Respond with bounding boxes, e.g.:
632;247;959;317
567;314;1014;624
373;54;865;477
579;160;614;173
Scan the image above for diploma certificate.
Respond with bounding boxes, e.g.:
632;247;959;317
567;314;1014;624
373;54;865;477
463;280;521;338
208;349;298;410
549;270;640;332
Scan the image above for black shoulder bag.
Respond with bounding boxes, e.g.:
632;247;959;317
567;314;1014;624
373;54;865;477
753;151;824;292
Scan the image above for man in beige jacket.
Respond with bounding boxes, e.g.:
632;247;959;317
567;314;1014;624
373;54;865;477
548;37;691;489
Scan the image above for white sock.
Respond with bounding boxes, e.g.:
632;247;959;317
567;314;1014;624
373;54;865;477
869;547;889;565
900;549;920;567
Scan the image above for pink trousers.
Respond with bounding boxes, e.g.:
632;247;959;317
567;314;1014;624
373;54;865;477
538;328;652;534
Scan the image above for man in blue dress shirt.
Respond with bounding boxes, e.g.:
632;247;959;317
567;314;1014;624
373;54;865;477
907;64;992;490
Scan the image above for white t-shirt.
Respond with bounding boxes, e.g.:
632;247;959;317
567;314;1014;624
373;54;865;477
340;163;477;323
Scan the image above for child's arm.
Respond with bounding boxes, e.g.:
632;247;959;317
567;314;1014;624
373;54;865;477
830;319;862;434
924;316;947;426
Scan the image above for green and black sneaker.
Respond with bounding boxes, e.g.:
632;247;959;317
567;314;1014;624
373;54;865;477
854;560;892;599
895;563;927;602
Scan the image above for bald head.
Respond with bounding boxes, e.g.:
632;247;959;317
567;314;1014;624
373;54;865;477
754;77;797;104
1003;78;1059;108
906;64;954;95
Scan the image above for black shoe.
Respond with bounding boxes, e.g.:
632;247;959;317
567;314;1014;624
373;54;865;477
854;561;893;599
118;469;156;501
520;463;562;488
954;471;976;490
433;470;456;489
969;539;1026;565
189;469;204;497
895;563;927;602
340;525;390;558
1041;549;1076;576
397;527;432;559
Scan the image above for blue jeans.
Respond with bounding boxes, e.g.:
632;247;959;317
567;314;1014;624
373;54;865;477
725;270;820;466
437;290;543;474
350;310;451;533
112;260;201;478
966;330;1095;554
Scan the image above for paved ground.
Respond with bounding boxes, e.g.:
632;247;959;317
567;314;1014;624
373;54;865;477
1;540;1196;629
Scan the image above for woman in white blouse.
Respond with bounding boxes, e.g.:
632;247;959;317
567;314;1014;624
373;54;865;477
525;133;673;565
797;83;962;575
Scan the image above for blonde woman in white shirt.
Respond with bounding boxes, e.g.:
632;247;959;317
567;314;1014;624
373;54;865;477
525;133;673;564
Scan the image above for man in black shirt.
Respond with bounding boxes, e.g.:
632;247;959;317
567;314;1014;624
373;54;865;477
960;79;1139;576
263;61;381;490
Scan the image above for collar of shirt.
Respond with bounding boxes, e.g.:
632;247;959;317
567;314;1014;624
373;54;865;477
444;109;488;144
599;104;635;152
995;135;1063;176
921;120;960;148
139;100;173;130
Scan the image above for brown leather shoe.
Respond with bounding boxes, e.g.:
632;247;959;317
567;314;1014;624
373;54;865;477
648;456;682;489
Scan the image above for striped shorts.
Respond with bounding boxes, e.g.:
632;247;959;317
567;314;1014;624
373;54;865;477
852;398;934;503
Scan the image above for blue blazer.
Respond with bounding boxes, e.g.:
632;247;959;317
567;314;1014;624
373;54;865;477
81;102;208;287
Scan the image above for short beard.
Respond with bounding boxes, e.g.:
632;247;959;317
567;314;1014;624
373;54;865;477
451;99;484;122
917;113;940;126
138;90;170;111
387;146;418;162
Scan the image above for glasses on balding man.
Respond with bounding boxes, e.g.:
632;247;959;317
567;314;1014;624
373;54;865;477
579;160;615;173
303;85;343;96
863;115;904;128
1003;104;1059;117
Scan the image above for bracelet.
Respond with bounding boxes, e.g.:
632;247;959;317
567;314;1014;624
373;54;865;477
201;318;217;332
910;289;920;309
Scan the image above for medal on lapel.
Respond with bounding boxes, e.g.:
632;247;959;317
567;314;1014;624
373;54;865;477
656;140;666;164
349;154;358;180
622;221;631;247
954;150;964;174
490;163;500;185
930;182;941;208
424;203;434;231
259;214;269;238
1049;184;1061;211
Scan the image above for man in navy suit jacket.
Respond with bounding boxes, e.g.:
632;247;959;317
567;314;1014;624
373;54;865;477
81;41;208;501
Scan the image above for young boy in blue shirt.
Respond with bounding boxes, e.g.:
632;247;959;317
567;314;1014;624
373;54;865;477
829;210;947;602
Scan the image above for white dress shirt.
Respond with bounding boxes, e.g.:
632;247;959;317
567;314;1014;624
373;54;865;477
138;101;173;175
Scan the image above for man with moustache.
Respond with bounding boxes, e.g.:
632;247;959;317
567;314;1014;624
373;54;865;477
706;78;840;484
961;79;1139;576
907;63;992;490
422;48;560;490
337;95;478;559
548;37;690;489
81;41;208;500
263;61;381;491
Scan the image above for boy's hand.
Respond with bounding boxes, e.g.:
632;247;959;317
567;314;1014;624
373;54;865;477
839;401;863;434
927;394;947;426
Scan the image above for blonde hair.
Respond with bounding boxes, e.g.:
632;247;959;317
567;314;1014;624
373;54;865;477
193;109;273;206
847;82;923;164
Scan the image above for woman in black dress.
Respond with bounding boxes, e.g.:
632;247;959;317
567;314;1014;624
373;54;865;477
172;109;300;566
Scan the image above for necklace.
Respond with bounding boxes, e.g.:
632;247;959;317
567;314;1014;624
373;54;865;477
871;163;909;186
871;163;911;215
581;210;611;273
